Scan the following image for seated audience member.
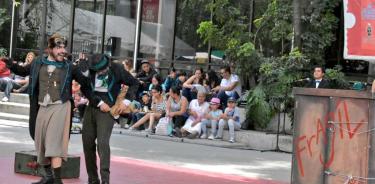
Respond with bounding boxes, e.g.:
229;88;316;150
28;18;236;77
305;66;330;89
136;60;157;94
216;97;241;143
73;92;88;119
0;57;15;102
72;80;81;96
123;59;136;76
173;71;187;89
148;74;166;92
129;85;166;133
204;70;221;92
13;52;35;93
180;91;210;139
163;68;177;92
200;97;223;139
211;66;242;107
131;91;152;126
165;86;189;136
182;68;206;101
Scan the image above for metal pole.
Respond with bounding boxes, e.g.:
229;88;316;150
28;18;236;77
207;0;214;70
171;0;178;65
133;0;143;72
39;0;48;56
68;0;77;54
9;2;16;58
101;0;108;54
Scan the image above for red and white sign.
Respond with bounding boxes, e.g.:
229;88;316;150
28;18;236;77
344;0;375;60
142;0;160;23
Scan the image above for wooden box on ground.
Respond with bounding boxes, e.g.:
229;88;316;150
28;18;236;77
292;88;375;184
14;151;80;178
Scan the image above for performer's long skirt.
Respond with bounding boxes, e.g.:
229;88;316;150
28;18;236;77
34;101;71;164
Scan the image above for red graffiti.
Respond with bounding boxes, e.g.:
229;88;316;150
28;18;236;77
295;100;366;177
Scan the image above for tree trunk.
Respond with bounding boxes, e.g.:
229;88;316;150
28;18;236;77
292;0;301;50
249;0;254;33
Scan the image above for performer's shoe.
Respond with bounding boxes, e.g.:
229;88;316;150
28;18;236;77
53;178;63;184
32;165;54;184
31;176;54;184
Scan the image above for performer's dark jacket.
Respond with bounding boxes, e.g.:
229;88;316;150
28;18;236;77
85;61;140;107
305;78;330;89
6;56;96;140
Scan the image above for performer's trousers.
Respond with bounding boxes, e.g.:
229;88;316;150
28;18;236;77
82;105;114;183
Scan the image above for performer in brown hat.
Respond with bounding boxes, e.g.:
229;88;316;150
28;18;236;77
4;33;97;184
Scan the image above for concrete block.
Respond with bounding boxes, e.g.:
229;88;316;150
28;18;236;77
0;101;30;115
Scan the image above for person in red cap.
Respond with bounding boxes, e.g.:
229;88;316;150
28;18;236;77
4;33;97;184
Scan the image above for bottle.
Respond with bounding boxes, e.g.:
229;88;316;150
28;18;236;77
368;23;372;37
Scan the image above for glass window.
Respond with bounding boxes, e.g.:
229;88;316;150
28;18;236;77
139;0;182;68
72;0;105;55
103;0;137;58
46;0;72;41
14;0;42;59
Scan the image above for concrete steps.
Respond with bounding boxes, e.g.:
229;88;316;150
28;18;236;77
0;92;30;104
0;112;29;122
0;92;30;122
0;101;30;116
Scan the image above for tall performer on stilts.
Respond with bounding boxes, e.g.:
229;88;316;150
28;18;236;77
3;33;97;184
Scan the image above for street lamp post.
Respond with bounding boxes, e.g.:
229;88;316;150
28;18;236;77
9;0;17;58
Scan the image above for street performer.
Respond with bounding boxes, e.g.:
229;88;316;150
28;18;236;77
81;53;139;184
3;33;98;184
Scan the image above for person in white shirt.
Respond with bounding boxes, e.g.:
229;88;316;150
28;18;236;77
212;66;241;107
181;91;210;139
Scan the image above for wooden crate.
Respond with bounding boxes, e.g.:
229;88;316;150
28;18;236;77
14;151;80;178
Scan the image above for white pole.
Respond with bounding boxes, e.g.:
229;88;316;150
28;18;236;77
133;0;142;72
9;1;16;58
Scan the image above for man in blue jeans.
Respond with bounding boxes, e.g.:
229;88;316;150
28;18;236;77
211;66;241;107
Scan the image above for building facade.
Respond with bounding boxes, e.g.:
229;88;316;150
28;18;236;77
4;0;195;68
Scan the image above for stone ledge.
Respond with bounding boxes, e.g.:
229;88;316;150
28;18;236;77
112;127;293;152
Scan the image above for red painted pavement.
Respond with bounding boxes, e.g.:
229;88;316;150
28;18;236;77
0;155;285;184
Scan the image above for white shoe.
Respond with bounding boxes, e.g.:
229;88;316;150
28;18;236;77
124;124;130;129
2;97;8;102
214;136;222;139
208;134;214;140
200;134;208;139
229;138;235;143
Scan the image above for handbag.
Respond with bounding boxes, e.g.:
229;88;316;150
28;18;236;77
155;117;173;136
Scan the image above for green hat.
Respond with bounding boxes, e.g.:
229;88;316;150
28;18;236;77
89;54;109;71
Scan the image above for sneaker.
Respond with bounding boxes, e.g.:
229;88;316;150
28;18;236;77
229;138;235;143
200;134;208;139
187;132;198;139
214;136;222;139
145;128;151;133
124;124;130;129
208;134;214;140
128;127;135;131
1;97;8;102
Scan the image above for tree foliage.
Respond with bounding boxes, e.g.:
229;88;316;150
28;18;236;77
195;0;347;128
